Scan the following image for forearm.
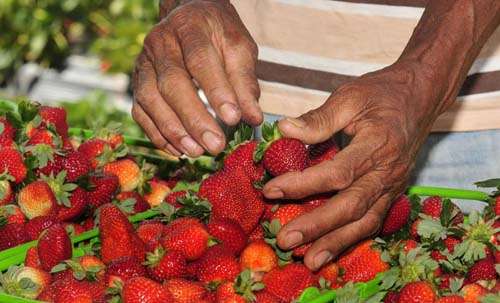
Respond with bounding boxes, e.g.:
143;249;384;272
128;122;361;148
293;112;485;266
399;0;500;113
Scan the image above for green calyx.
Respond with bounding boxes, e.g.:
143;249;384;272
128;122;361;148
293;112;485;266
51;259;103;281
174;191;212;223
262;219;293;265
253;122;282;163
113;198;137;214
144;247;165;267
417;214;449;242
234;269;265;302
398;247;438;285
0;173;13;200
95;143;128;168
137;161;156;196
0;265;41;299
41;171;78;207
24;144;55;169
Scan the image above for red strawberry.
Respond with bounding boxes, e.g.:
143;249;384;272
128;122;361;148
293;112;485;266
249;225;265;242
145;247;187;282
56;187;88;221
165;190;186;208
77;139;110;168
207;218;248;255
163;278;208;303
116;191;150;214
240;240;278;273
444;236;461;253
104;256;147;287
0;147;27;183
410;219;421;240
136;220;165;251
87;173;119;209
53;279;94;303
402;239;418;253
122;277;174;303
0;117;15;147
337;240;389;282
262;263;316;302
436;296;465;303
37;223;72;271
25;215;57;240
0;223;27;250
103;158;141;192
318;262;341;287
308;137;339;166
224;140;265;181
439;273;459;290
195;245;241;284
422;196;442;218
270;204;306;226
0;265;51;299
161;218;209;261
430;250;447;262
467;258;497;283
36;153;64;177
18;181;57;219
0;179;13;205
25;247;42;269
384;291;400;303
494;196;500;216
462;283;487;303
61;150;91;182
0;204;25;224
143;178;171;207
64;222;86;237
99;204;146;264
263;138;308;176
380;195;411;236
255;291;281;303
40;106;69;138
398;281;436;303
292;242;312;257
215;281;246;303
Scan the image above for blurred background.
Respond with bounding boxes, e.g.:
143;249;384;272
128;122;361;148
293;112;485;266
0;0;159;137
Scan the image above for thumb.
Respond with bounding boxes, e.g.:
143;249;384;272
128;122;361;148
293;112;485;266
278;89;365;144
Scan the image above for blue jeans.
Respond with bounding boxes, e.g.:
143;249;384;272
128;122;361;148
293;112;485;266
261;114;500;213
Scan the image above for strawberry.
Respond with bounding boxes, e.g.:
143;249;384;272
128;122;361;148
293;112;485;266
255;291;281;303
337;240;389;283
308;137;339;166
199;168;264;233
0;223;27;250
165;190;186;208
161;218;210;261
240;240;278;273
122;277;174;303
461;283;487;303
39;106;69;138
0;179;13;205
0;265;51;299
53;279;94;303
0;117;15;147
99;204;146;264
467;258;497;283
398;281;436;303
207;218;248;255
402;239;418;253
195;245;241;284
144;247;187;282
380;195;411;236
436;296;465;303
18;181;57;219
262;263;316;302
24;215;57;240
384;291;400;303
422;196;442;218
163;278;208;303
56;187;88;222
64;222;86;237
77;139;111;168
215;281;249;303
494;196;500;216
438;273;459;290
61;150;91;182
431;250;447;262
0;204;25;224
93;123;124;148
104;256;146;287
136;220;165;251
249;225;265;242
87;173;119;209
224;140;265;182
37;223;72;271
318;262;340;285
25;247;42;269
270;204;306;226
36;153;64;177
0;147;27;183
410;219;421;240
116;191;150;214
103;158;141;192
143;178;171;207
78;255;106;281
444;236;461;253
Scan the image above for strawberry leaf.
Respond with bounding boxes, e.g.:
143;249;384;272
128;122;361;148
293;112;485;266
475;178;500;189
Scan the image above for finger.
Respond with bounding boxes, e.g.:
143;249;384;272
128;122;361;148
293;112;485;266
263;128;380;199
303;194;392;270
134;52;204;157
179;33;242;126
131;103;181;157
146;30;226;155
224;42;263;125
278;86;366;144
276;171;385;250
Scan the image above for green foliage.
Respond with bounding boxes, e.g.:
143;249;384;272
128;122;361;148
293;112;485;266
0;0;158;84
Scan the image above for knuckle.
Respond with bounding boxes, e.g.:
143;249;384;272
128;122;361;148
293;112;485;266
348;193;368;221
363;212;383;236
131;105;141;122
326;166;353;189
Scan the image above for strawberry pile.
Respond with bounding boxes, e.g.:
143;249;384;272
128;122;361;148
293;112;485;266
0;113;498;303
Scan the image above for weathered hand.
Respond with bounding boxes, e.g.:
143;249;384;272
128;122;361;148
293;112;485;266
262;61;443;271
132;0;262;157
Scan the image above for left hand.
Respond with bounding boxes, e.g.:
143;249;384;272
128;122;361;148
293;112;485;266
262;60;445;271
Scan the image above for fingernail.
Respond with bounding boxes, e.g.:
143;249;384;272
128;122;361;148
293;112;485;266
265;187;284;199
180;136;201;156
220;103;240;122
285;117;306;128
314;251;332;269
202;131;223;152
283;231;303;248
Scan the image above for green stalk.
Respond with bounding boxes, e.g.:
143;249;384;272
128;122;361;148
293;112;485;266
0;293;42;303
407;186;490;202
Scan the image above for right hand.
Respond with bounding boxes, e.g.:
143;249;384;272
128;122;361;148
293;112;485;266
132;0;262;157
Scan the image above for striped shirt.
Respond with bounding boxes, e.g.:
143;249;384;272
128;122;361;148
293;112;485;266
231;0;500;132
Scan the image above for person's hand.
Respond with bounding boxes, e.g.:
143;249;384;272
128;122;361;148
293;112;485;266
262;61;444;271
132;0;262;157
